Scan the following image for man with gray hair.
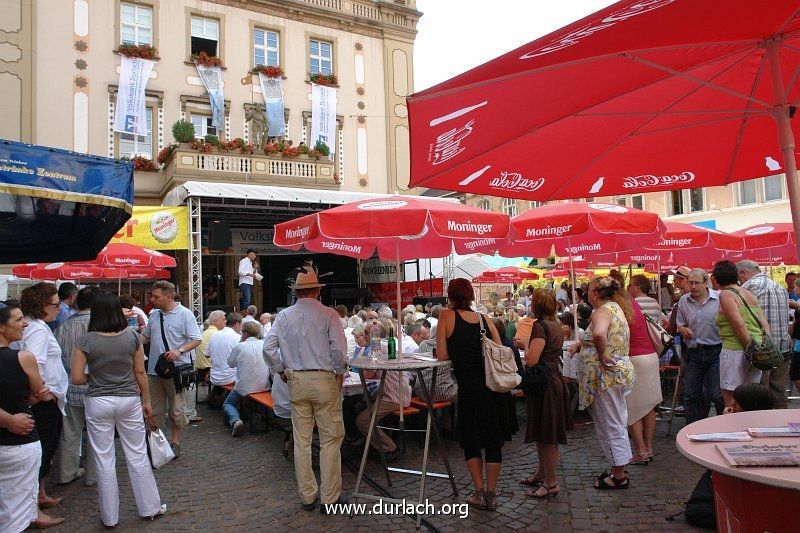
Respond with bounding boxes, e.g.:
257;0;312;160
676;268;724;424
259;312;272;338
737;260;792;408
377;306;393;319
141;280;202;457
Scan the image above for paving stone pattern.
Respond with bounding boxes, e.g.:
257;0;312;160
47;399;725;532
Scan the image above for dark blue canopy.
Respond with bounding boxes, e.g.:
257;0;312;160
0;139;133;263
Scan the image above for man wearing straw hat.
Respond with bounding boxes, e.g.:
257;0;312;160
263;268;347;513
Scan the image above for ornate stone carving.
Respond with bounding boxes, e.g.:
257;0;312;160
74;40;87;52
74;76;87;88
74;59;87;70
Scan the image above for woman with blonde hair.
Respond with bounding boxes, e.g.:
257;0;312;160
575;276;636;489
520;289;572;498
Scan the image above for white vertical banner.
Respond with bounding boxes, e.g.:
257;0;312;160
113;55;155;135
311;84;337;148
258;73;285;137
195;64;225;130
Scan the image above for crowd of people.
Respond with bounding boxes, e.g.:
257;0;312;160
1;258;798;529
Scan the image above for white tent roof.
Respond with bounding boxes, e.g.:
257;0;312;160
163;181;460;207
432;254;492;280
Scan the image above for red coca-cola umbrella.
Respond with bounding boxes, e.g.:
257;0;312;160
11;263;43;278
478;266;539;283
407;0;800;258
730;223;797;258
274;195;513;261
499;202;664;257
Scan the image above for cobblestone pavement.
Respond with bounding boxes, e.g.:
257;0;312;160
44;397;735;532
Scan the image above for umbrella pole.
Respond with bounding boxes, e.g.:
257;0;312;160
657;257;662;310
767;42;800;261
394;240;403;427
568;241;579;334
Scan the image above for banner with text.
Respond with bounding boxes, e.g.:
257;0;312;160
113;56;156;135
110;206;187;250
259;73;285;137
360;258;397;283
196;63;225;129
367;278;444;308
311;84;337;148
231;228;302;256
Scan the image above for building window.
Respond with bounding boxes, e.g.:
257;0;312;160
764;175;784;202
120;3;152;46
253;28;279;67
191;16;219;56
119;108;153;159
309;39;333;75
191;115;216;139
737;176;786;205
668;188;705;215
476;199;491;211
615;196;627;207
529;200;544;209
501;198;517;218
630;195;644;210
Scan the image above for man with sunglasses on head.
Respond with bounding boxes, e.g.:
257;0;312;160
676;268;724;425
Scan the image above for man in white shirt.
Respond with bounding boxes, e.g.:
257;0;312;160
223;322;269;437
242;305;258;324
208;312;242;387
238;249;258;311
259;313;272;338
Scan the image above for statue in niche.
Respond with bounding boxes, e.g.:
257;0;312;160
244;105;268;149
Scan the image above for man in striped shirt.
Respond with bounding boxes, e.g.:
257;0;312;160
737;260;791;408
628;274;665;323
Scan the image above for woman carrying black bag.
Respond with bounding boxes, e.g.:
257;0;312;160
520;289;572;499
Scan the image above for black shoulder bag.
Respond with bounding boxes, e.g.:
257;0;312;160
520;320;553;396
153;312;197;392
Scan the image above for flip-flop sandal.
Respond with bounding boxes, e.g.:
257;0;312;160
520;473;545;486
594;472;629;490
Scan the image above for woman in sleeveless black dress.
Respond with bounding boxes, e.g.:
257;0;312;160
436;278;518;512
0;304;63;530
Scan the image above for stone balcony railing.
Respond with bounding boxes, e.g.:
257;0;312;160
134;145;340;198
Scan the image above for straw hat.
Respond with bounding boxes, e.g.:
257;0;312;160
290;269;326;289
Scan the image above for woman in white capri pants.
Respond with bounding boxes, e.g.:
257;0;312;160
71;293;165;527
0;304;63;531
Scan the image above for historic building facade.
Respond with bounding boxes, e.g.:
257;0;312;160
0;0;421;200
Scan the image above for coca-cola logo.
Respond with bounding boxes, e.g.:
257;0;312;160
429;119;475;166
622;171;695;189
519;0;675;60
488;171;545;193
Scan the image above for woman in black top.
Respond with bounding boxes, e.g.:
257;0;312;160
0;305;63;531
436;278;518;512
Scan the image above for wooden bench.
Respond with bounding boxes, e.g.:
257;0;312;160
244;391;293;458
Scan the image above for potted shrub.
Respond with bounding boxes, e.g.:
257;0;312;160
309;73;338;87
314;140;331;158
191;51;223;68
172;119;196;144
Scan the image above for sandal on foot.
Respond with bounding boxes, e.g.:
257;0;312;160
629;452;651;465
526;483;559;499
520;473;545;486
594;472;629;490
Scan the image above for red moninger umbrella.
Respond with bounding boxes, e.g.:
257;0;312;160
499;202;665;258
407;0;800;258
274;195;513;261
27;263;106;280
478;266;539;284
729;223;798;264
594;221;744;266
92;243;177;268
544;268;594;280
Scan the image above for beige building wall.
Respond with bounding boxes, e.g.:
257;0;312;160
4;0;420;199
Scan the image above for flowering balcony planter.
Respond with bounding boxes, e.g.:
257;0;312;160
148;146;339;197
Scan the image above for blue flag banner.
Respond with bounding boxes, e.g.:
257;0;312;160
0;139;133;263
